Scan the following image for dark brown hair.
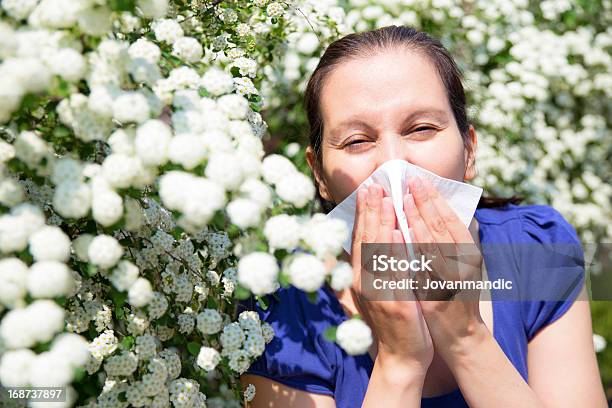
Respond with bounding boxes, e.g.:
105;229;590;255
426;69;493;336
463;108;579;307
304;25;523;214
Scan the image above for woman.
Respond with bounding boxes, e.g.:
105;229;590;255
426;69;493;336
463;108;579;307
238;26;606;407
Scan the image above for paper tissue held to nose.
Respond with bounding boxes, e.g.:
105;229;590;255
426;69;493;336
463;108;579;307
325;159;484;257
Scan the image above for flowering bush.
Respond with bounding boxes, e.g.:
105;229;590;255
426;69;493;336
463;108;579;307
0;1;358;406
0;0;610;406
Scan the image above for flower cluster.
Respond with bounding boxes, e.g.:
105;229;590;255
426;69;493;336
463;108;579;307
0;1;352;407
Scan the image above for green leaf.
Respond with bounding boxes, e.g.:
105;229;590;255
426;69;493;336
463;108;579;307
306;291;318;304
110;289;127;308
323;326;337;342
256;295;269;311
234;284;251;300
108;0;136;12
86;263;98;277
73;367;86;382
187;342;201;356
120;336;134;350
278;271;290;288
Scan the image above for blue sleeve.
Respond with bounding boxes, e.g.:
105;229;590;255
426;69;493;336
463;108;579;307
237;287;336;396
517;205;586;340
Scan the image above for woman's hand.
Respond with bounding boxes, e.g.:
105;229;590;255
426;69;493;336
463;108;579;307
349;183;434;380
403;175;489;363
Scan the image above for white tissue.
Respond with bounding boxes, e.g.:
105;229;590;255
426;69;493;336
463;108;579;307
326;159;483;257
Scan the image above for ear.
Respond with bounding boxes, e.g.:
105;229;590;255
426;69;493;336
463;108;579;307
306;145;333;202
463;124;478;181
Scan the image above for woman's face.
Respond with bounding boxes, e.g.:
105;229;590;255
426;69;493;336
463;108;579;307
306;47;478;204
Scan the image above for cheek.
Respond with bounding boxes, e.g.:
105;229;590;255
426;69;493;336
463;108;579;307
407;133;466;181
322;152;375;202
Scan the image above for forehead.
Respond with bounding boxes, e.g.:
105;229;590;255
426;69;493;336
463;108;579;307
320;48;450;128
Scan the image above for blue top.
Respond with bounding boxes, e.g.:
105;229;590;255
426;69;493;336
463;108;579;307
237;204;586;407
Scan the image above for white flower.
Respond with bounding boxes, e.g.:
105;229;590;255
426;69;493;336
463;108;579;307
88;234;123;269
92;187;123;227
102;153;139;189
196;309;222;335
53;181;92;219
201;67;234;96
261;154;296;185
0;349;36;387
172;36;203;63
237;252;279;295
266;2;285;18
77;6;112;36
14;130;50;168
0;300;65;348
113;92;150;124
45;48;86;82
205;152;243;190
28;225;71;262
51;157;83;185
301;213;348;258
27;261;75;298
264;214;301;250
72;233;93;262
128;277;153;307
594;333;607;353
220;322;245;352
227;198;262;229
228;349;250;374
172;109;206;134
0;258;28;308
2;0;38;20
168;133;207;170
110;260;140;291
296;32;319;54
330;262;353;291
0;215;29;253
336;318;373;355
128;38;161;64
217;94;250;120
50;333;90;368
0;178;24;206
275;172;315;208
244;383;256;402
88;85;119;118
152;18;184;44
137;0;168;19
196;346;220;371
287;253;326;292
239;178;272;209
29;351;73;387
135;119;172;166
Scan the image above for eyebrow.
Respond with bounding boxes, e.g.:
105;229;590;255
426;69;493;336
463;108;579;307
327;107;450;143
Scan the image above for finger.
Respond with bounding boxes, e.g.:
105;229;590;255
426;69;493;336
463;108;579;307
363;183;383;244
352;188;368;246
408;176;455;253
421;177;474;244
351;188;368;292
404;191;448;282
379;196;394;244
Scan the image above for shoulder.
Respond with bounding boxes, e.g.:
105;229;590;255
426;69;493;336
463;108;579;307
476;203;580;244
237;284;341;396
480;204;586;339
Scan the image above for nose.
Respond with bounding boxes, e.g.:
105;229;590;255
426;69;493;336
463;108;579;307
376;132;405;168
